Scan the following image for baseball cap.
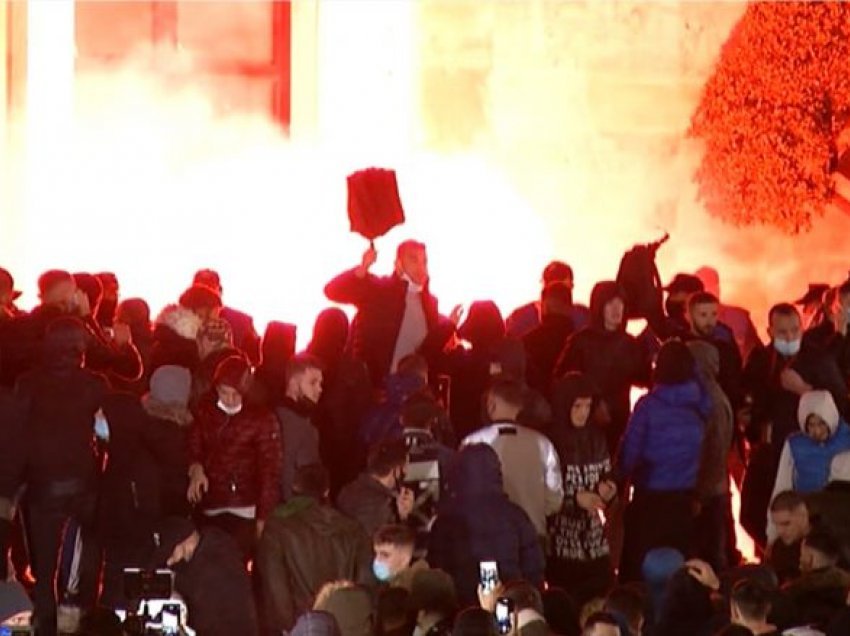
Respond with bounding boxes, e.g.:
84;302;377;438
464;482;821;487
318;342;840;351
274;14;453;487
0;268;22;300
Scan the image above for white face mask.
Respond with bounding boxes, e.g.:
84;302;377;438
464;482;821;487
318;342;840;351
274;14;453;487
217;400;242;416
774;338;802;357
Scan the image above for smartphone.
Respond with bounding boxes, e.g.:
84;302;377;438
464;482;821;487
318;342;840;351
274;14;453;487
495;597;515;635
160;603;181;634
479;560;499;593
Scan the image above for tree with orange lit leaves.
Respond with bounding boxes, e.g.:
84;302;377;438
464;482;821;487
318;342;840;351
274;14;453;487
689;1;850;233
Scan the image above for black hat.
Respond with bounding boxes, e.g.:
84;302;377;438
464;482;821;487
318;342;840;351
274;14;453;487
664;273;704;295
794;283;830;306
654;340;695;385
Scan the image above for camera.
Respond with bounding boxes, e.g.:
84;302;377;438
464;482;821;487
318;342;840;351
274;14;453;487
118;569;194;636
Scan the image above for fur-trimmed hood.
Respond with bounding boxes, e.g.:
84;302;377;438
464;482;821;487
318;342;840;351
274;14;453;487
142;394;193;427
155;304;203;341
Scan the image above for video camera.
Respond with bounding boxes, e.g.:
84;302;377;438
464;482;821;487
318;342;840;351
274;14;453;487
116;569;194;636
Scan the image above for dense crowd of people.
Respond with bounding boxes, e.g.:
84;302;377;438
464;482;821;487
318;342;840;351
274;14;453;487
0;239;849;636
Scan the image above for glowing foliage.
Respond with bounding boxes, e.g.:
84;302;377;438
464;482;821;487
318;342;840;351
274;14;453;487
689;1;850;233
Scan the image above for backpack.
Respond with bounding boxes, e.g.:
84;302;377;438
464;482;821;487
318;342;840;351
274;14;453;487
616;233;668;333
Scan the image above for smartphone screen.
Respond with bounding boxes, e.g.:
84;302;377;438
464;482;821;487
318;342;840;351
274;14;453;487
479;560;499;593
495;597;514;635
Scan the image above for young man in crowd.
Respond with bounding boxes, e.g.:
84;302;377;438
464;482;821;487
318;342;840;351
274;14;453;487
277;354;324;501
462;378;563;538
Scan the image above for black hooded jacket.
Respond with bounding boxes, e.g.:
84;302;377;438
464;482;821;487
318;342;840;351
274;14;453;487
15;318;108;491
439;301;507;438
427;444;545;605
553;282;651;449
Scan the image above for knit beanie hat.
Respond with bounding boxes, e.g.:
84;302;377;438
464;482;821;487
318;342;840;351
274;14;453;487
213;355;253;395
149;365;192;406
0;581;33;623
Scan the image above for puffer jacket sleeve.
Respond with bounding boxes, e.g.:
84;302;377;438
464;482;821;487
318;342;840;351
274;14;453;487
187;411;205;467
254;413;283;520
616;396;651;483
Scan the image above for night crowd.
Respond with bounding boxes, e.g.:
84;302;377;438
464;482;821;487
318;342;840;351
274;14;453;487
0;239;849;636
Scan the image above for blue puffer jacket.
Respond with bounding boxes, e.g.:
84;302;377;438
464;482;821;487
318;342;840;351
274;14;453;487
427;444;545;605
617;380;709;492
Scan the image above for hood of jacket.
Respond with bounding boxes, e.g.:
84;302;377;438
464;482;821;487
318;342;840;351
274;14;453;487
550;372;598;428
309;308;349;368
142;394;193;427
155;304;202;341
686;340;720;383
798;390;841;436
588;281;626;331
42;317;88;372
447;443;504;498
458;301;506;350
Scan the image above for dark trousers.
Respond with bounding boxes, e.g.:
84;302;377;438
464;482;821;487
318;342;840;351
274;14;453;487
695;494;729;574
620;490;695;583
27;490;99;636
197;513;256;564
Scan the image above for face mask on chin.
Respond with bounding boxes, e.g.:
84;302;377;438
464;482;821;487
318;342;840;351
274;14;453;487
773;338;802;357
217;400;242;416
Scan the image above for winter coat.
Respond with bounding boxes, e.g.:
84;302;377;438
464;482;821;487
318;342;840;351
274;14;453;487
767;391;850;543
276;399;321;502
0;386;27;498
776;567;850;631
743;342;850;448
336;473;399;538
617;380;709;493
437;302;506;439
523;314;574;396
258;496;372;632
188;400;282;520
554;282;651;450
462;422;563;536
548;377;612;565
99;392;192;544
804;320;850;383
149;305;202;375
427;444;545;606
324;268;446;386
16;335;108;492
1;304;142;386
688;341;734;498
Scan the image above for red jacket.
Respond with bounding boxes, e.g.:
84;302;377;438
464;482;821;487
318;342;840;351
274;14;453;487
188;401;282;520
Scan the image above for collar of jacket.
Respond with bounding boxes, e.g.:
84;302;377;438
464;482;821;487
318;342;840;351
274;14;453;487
272;495;318;520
